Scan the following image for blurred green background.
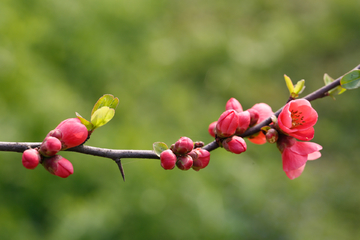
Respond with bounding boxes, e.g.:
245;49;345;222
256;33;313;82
1;0;360;239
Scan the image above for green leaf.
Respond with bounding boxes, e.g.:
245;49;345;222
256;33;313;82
293;79;305;95
91;94;119;116
284;74;294;94
90;106;115;129
328;86;346;97
323;73;333;86
324;73;346;99
153;142;168;157
75;112;94;131
340;70;360;90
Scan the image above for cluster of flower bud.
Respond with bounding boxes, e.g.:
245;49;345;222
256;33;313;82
160;137;210;171
21;118;88;178
209;98;264;154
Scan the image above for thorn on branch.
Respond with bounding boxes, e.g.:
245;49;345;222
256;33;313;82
114;158;125;182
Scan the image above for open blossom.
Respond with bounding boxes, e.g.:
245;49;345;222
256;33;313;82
277;135;322;179
247;103;274;144
277;99;318;141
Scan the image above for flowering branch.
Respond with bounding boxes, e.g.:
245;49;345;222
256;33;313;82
1;64;360;179
203;64;360;152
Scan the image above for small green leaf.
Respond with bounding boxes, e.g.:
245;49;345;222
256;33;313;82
323;73;334;85
340;70;360;90
261;126;271;132
91;94;119;116
90;106;115;129
293;79;305;95
153;142;168;157
76;112;94;131
323;73;346;99
284;74;294;94
328;86;346;98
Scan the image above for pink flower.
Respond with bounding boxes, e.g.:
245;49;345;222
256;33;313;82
225;98;243;113
42;155;74;178
22;149;41;169
247;103;274;144
222;136;247;154
54;118;89;149
160;149;177;170
39;136;62;157
172;137;194;155
190;148;210;171
176;155;193;170
251;103;274;123
277;135;322;179
208;121;217;138
236;111;250;135
216;110;239;138
277;99;318;141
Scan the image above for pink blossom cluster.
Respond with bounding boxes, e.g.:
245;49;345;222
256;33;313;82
208;97;322;180
208;98;274;154
21;118;88;178
160;137;210;171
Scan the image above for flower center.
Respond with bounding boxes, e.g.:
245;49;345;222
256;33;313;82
291;110;305;128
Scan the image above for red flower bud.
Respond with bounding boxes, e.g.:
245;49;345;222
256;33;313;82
176;155;193;170
266;128;279;144
208;121;217;138
22;149;41;169
55;118;88;149
225;98;243;113
216;110;238;138
222;136;247;154
190;148;210;171
160;149;177;170
42;155;74;178
39;136;62;157
48;129;62;139
236;111;251;135
172;137;194;155
248;109;259;127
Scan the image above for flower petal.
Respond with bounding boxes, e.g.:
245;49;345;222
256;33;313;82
285;164;306;180
250;103;274;123
293;105;318;130
289;127;315;141
290;141;322;155
289;99;312;108
248;132;267;145
278;104;293;129
308;151;321;160
282;148;308;171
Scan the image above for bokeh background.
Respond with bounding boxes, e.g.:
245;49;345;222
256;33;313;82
1;0;360;239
